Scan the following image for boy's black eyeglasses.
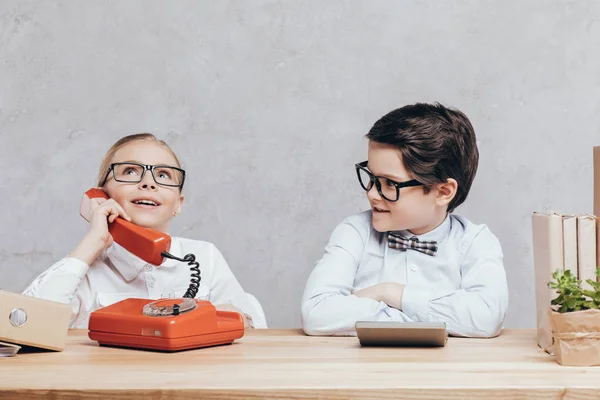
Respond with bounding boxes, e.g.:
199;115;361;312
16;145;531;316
101;162;186;188
355;161;423;202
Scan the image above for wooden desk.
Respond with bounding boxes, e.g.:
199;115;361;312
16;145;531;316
1;329;600;399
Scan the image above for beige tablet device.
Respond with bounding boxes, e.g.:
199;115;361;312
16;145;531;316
355;321;448;347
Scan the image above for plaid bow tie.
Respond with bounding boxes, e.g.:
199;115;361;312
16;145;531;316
387;233;438;256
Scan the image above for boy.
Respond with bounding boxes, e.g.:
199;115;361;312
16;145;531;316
301;102;508;337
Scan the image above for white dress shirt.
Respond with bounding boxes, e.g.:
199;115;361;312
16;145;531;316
301;211;508;337
23;237;267;329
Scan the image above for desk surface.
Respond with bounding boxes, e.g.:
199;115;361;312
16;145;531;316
1;329;600;399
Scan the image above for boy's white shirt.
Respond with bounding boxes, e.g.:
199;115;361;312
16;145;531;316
22;237;267;329
301;210;508;338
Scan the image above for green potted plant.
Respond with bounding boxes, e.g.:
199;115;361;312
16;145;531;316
547;268;600;366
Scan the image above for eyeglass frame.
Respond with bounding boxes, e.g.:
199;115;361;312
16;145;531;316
100;162;186;189
355;161;423;202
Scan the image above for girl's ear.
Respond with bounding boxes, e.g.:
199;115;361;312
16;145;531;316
435;178;458;208
175;194;184;216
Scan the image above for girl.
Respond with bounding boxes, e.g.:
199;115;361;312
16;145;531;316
23;133;266;329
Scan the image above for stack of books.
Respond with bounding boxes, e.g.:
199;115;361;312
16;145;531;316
532;146;600;352
532;213;600;351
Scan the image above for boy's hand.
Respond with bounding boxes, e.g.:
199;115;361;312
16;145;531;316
353;282;405;310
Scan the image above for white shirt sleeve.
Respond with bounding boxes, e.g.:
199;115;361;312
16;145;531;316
21;256;91;327
401;227;509;338
301;220;412;336
208;244;268;328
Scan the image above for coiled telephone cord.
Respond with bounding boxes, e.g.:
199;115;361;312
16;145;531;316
160;252;201;299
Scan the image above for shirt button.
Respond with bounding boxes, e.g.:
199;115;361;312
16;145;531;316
145;265;152;271
148;281;155;288
410;265;418;272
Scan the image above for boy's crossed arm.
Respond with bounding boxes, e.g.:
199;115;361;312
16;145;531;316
301;222;413;336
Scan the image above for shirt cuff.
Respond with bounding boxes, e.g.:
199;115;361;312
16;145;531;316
401;285;433;321
60;257;90;279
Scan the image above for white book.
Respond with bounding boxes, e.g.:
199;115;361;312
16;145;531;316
562;215;578;277
532;212;564;351
577;215;597;291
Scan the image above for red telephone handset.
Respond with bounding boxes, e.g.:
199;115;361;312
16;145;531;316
80;188;171;266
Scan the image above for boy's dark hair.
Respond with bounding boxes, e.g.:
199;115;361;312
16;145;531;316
366;102;478;213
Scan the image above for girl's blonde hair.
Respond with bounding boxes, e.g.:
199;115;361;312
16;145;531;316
97;133;182;187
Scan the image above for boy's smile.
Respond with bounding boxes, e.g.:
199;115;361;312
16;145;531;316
372;205;390;213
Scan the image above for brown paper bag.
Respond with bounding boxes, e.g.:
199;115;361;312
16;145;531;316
549;308;600;366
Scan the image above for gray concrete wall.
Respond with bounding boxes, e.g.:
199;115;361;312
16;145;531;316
1;0;599;328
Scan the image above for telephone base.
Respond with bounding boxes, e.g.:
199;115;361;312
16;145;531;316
88;298;245;352
89;330;240;352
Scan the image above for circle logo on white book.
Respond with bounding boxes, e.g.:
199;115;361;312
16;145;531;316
9;308;27;327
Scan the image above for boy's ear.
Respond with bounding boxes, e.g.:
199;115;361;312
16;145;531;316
435;178;458;207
